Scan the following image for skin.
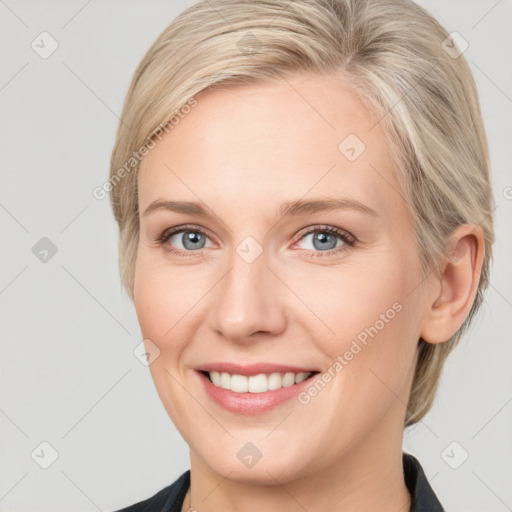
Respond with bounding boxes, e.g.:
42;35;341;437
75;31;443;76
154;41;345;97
134;72;485;512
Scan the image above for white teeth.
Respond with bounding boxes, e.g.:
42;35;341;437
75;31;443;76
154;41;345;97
230;374;249;393
295;371;310;383
248;374;267;393
207;371;313;393
282;372;295;387
220;372;231;389
210;371;221;387
268;372;282;390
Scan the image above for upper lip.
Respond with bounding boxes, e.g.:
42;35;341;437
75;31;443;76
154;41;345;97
195;362;319;376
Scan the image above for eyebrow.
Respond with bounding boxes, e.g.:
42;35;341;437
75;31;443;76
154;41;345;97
142;197;378;218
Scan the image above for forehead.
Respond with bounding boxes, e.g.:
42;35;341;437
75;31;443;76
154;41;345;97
138;72;404;219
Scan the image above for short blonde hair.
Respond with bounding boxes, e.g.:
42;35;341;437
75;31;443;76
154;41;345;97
109;0;495;427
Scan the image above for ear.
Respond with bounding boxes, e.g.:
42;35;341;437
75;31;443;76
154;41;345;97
420;224;486;344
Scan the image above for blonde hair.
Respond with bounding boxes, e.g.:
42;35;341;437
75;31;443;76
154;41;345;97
109;0;495;426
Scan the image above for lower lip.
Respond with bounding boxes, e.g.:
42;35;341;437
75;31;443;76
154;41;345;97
196;371;319;415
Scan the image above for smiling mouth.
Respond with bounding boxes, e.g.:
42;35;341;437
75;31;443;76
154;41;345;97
199;370;320;393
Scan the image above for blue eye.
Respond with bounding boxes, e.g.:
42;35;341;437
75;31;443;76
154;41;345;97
158;225;212;257
293;225;355;257
170;230;208;251
157;224;355;258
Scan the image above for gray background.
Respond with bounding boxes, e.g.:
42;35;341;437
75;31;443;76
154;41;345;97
1;0;511;511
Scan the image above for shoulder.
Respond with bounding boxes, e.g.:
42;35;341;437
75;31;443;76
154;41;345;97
113;470;190;512
403;452;445;512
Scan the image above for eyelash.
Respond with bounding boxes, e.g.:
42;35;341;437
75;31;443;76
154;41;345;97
155;224;356;259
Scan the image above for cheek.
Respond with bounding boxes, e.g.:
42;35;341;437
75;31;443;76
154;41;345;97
289;251;422;399
133;251;205;342
290;268;420;455
289;255;416;342
133;267;172;343
133;254;204;431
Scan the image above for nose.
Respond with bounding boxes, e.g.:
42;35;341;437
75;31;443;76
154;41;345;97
210;246;288;344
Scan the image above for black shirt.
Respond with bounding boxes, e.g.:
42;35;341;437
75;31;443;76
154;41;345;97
114;452;445;511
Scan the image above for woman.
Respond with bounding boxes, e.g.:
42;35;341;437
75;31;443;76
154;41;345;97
110;0;494;510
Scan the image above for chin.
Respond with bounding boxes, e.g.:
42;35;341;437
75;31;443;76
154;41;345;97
199;448;310;485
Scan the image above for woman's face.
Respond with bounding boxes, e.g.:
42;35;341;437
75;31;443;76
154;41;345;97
134;72;431;483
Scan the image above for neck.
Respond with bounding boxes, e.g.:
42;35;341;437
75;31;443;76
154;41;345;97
184;411;411;512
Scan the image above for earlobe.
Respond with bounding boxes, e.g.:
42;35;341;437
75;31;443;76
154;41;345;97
420;225;485;345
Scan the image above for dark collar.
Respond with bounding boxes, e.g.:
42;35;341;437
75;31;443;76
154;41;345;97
403;452;445;511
